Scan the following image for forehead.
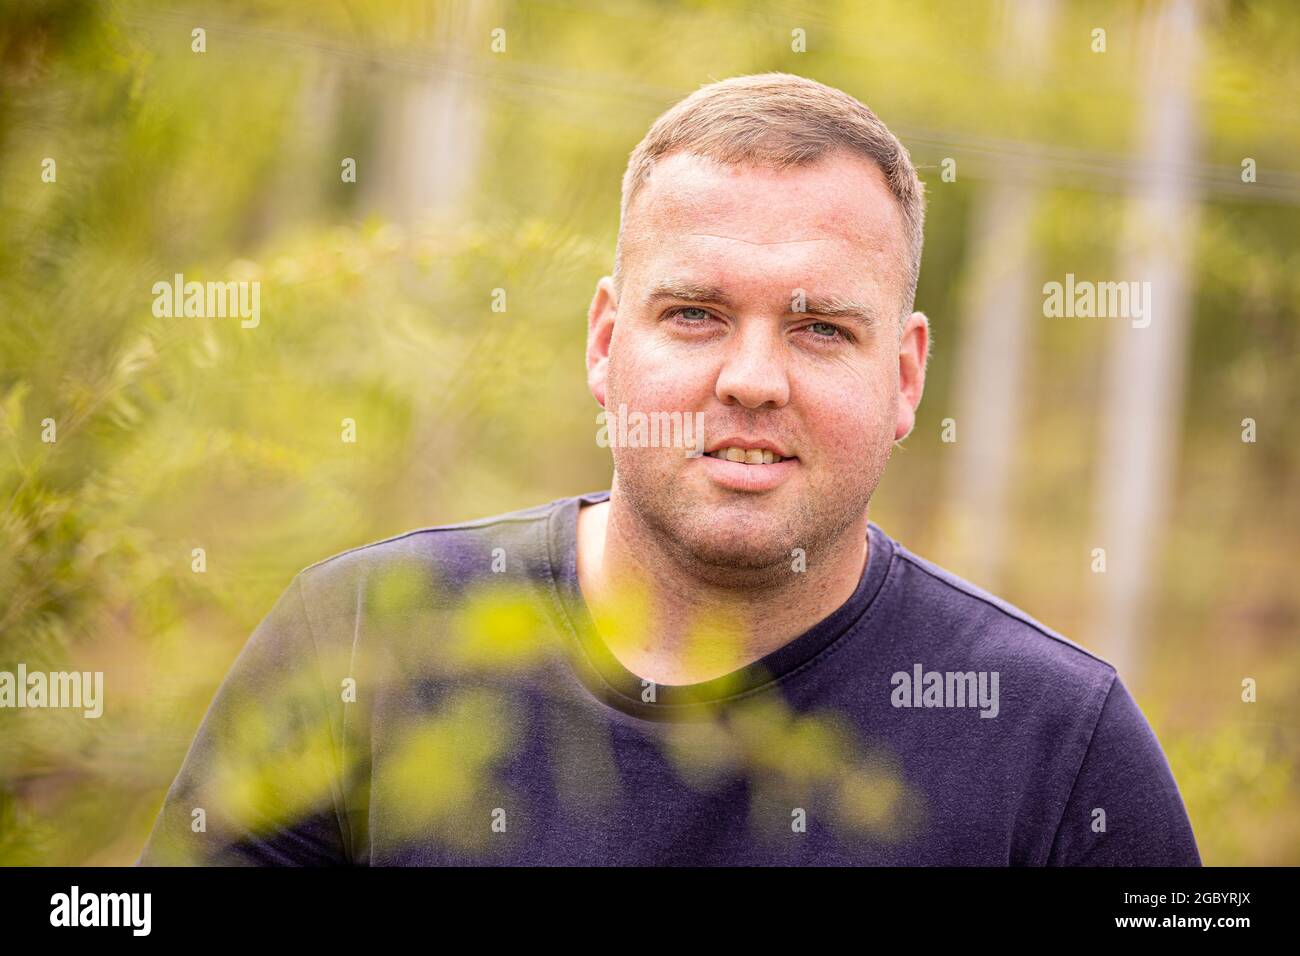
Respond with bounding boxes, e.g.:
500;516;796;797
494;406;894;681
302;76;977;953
622;150;908;307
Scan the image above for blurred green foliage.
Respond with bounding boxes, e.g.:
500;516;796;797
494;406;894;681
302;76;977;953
1;0;1297;864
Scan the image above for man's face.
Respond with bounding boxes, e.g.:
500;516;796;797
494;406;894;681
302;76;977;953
587;149;928;576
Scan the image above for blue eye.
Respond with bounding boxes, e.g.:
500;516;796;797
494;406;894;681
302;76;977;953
671;307;711;322
806;321;851;342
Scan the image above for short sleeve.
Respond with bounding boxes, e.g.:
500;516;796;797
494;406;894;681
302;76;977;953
136;575;350;866
1047;674;1201;866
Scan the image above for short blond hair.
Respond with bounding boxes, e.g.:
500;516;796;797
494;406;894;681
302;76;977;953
614;72;926;316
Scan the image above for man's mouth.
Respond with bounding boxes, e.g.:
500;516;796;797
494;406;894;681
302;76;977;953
702;447;790;465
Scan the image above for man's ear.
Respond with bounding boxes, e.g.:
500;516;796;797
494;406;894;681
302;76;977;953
895;310;929;442
587;276;618;408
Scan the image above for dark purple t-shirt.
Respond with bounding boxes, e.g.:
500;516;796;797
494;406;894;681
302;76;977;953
138;490;1201;865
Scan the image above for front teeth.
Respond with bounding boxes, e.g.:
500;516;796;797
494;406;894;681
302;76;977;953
706;447;783;464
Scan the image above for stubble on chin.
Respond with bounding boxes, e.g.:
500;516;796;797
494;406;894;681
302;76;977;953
611;446;878;588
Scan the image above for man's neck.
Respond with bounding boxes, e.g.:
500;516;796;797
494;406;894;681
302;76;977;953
575;485;869;686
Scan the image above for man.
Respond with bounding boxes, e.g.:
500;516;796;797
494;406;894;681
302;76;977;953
139;73;1200;866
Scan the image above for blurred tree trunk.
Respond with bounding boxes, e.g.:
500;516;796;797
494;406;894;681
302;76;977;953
355;0;497;514
943;0;1058;588
257;61;342;239
363;0;490;226
1090;0;1203;682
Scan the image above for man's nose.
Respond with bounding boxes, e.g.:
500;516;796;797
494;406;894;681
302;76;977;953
714;322;790;409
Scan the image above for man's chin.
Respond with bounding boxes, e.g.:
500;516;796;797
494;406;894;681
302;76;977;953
667;514;798;577
616;468;811;576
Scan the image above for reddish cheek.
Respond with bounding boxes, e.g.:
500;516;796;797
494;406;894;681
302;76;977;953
808;407;868;467
614;338;714;411
797;375;893;468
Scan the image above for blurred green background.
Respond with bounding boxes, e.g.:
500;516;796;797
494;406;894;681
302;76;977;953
1;0;1296;865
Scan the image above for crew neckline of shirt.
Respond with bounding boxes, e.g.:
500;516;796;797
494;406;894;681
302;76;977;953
543;489;895;719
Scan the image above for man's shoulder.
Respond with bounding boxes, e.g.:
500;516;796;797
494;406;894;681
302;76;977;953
264;493;597;659
879;529;1117;688
305;493;590;577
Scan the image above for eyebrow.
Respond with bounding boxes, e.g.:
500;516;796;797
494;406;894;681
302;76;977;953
644;280;881;330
